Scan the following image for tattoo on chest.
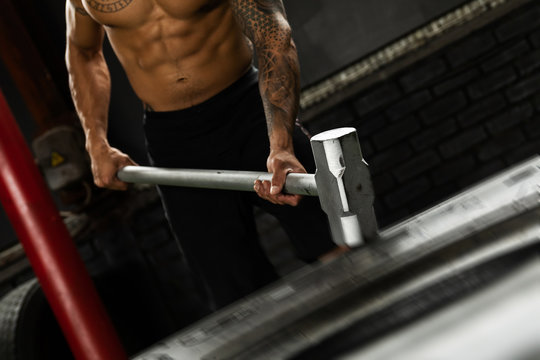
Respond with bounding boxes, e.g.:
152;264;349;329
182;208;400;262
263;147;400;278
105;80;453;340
85;0;134;13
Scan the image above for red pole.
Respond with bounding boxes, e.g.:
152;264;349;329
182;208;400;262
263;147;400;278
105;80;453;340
0;89;127;360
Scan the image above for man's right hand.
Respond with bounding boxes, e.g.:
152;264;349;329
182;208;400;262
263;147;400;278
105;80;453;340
88;143;136;190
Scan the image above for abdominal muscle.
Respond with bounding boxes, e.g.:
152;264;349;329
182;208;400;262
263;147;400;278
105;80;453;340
102;2;253;111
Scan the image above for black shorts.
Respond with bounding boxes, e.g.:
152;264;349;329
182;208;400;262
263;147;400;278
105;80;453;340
143;67;335;309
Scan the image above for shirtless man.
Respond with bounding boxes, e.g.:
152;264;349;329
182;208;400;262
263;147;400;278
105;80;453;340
66;0;337;310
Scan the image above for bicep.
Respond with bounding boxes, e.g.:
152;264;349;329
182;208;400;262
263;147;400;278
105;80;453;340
66;0;104;52
230;0;290;47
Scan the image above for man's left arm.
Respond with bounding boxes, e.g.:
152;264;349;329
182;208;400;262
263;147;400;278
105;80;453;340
231;0;304;206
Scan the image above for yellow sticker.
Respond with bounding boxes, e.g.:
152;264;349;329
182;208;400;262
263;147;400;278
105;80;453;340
51;151;65;167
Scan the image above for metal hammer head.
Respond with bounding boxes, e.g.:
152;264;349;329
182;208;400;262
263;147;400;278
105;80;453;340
311;128;378;247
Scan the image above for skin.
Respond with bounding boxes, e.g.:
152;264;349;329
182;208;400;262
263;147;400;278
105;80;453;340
65;0;304;206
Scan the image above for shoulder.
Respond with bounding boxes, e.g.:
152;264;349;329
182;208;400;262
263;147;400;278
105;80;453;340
67;0;90;16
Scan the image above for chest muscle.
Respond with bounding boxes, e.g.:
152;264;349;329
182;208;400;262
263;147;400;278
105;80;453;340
83;0;226;28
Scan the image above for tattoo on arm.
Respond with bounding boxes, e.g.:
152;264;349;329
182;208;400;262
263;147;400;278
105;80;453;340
231;0;299;139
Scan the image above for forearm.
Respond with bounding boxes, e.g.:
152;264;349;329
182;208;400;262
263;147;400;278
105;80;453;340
231;0;301;152
256;37;300;152
66;44;111;152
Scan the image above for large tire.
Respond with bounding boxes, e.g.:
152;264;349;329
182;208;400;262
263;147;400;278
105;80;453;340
0;279;73;360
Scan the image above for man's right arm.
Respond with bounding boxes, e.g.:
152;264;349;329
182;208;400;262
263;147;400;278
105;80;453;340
65;0;134;190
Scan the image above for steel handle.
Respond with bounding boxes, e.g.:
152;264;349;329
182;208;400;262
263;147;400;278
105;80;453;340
117;166;319;196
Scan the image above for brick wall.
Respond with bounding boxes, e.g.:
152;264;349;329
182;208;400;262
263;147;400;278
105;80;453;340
305;2;540;227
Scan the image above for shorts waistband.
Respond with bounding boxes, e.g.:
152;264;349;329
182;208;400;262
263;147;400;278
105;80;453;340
144;66;258;121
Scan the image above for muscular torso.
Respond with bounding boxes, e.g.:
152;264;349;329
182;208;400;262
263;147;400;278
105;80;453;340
83;0;253;111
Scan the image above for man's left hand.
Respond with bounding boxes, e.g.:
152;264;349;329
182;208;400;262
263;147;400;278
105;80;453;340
254;149;305;206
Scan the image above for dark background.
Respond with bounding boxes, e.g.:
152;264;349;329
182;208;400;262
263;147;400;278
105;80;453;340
286;0;468;85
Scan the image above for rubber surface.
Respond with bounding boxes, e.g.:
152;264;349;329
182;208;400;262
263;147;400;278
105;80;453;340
0;279;73;360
